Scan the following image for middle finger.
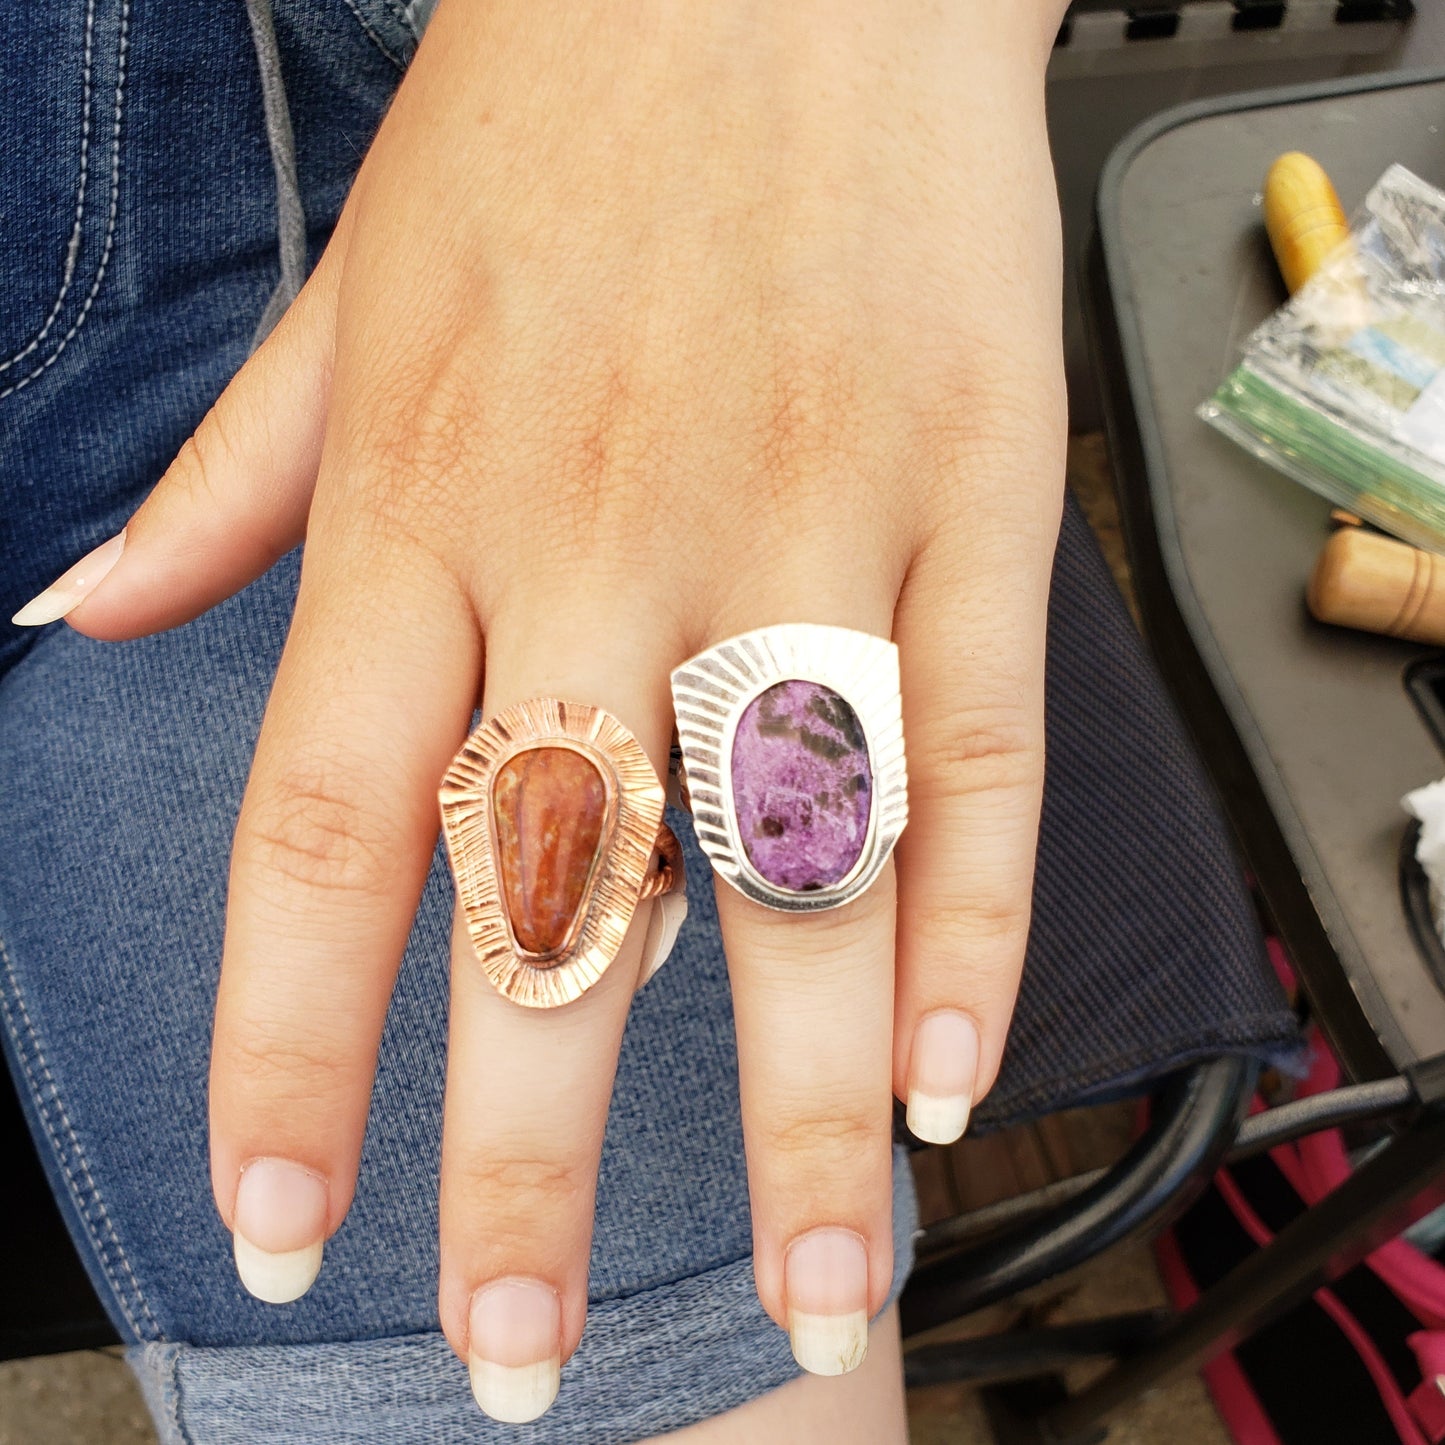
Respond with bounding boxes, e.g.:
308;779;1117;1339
436;601;680;1421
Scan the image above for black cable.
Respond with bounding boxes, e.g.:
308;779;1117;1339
1227;1076;1416;1161
914;1077;1417;1264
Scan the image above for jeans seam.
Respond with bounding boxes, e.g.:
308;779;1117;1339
0;0;130;403
0;926;159;1339
380;0;419;43
167;1344;193;1445
337;0;407;71
0;0;96;374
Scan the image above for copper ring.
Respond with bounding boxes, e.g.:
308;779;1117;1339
439;698;685;1008
638;823;684;901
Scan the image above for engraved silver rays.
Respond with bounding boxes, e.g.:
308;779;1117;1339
670;623;908;912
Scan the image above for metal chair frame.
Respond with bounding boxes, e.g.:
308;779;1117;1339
900;1053;1445;1445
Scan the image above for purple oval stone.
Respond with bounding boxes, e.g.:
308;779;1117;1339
730;679;872;891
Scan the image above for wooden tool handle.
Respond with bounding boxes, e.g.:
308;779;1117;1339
1264;151;1350;294
1308;527;1445;645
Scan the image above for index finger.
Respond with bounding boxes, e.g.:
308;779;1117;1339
210;528;479;1300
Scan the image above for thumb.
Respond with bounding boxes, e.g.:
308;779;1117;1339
13;230;345;640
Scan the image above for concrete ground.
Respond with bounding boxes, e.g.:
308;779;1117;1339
0;1238;1228;1445
906;1240;1229;1445
0;1236;1228;1445
0;1349;154;1445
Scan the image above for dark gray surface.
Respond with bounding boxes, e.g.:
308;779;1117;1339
1101;75;1445;1067
1046;8;1418;430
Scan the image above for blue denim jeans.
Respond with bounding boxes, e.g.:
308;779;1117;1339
0;4;917;1440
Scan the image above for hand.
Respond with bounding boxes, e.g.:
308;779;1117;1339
34;0;1067;1417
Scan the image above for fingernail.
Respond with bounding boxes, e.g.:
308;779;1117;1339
637;888;688;988
905;1009;980;1145
468;1278;562;1423
232;1157;328;1304
785;1227;869;1376
11;530;126;626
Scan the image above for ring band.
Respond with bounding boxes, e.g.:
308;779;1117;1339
638;823;684;901
671;623;908;912
440;698;684;1008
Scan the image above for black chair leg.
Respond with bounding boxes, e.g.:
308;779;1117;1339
903;1057;1254;1336
904;1312;1169;1390
1029;1105;1445;1443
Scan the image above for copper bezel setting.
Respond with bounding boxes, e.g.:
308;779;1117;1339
439;698;667;1008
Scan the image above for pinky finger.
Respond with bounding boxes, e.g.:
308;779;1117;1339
891;513;1057;1145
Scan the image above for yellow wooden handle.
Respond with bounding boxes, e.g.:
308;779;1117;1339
1264;151;1350;295
1308;527;1445;646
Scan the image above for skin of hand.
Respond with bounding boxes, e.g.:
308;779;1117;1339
26;0;1070;1418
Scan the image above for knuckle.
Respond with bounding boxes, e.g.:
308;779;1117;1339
356;396;470;501
908;894;1033;961
329;402;477;562
343;487;456;576
217;1022;354;1097
922;711;1042;801
170;414;235;513
243;763;397;898
553;359;633;524
738;883;895;975
762;1105;886;1165
928;380;1032;460
919;353;1066;463
754;336;862;492
325;453;461;566
909;385;1066;539
451;1151;590;1221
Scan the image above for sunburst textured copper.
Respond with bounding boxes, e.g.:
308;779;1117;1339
440;698;679;1008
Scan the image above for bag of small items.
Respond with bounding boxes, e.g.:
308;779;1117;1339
1201;164;1445;556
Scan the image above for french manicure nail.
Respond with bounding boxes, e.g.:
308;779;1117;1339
11;530;126;626
468;1278;562;1423
637;888;688;988
232;1157;328;1304
905;1009;980;1146
785;1227;869;1376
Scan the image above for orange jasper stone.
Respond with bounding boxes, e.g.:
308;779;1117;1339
491;746;608;955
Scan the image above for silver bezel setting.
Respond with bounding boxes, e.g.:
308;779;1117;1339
670;623;908;912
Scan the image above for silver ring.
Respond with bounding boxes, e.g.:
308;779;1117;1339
671;623;908;912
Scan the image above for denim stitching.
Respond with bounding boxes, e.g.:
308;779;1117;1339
0;0;130;403
0;0;96;373
338;0;406;71
167;1344;193;1445
0;927;159;1339
379;0;418;44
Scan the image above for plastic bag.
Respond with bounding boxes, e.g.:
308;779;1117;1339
1200;164;1445;554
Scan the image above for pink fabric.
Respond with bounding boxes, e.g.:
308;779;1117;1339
1154;1222;1283;1445
1155;934;1445;1441
1411;1331;1445;1381
1213;1167;1430;1445
1408;1332;1445;1444
1288;1042;1445;1329
1265;936;1296;994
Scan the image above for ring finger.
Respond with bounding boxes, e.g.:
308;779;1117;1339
680;586;902;1377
